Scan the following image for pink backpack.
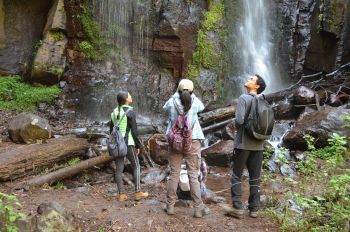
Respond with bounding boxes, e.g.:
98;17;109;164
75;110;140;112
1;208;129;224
168;100;195;152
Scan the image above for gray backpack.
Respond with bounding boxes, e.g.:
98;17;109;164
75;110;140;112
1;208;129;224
108;109;130;158
244;94;275;140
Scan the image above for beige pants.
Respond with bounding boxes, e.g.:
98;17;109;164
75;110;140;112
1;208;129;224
166;140;204;211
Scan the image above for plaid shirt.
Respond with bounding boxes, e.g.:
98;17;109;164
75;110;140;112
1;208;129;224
200;159;208;185
163;92;205;141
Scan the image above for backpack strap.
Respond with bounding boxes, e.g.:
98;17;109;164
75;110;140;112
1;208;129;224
113;109;131;127
244;94;255;123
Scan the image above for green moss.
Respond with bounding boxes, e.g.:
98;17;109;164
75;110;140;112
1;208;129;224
51;31;65;42
50;66;64;75
77;0;116;61
186;0;225;87
0;76;61;112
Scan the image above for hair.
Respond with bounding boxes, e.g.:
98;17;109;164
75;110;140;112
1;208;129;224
255;74;266;94
116;91;129;120
178;90;192;112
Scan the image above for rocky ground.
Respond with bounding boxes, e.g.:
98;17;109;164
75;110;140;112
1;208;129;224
0;171;279;232
0;109;280;231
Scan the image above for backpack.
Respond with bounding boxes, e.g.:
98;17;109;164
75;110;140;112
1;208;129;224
168;100;195;152
244;94;275;140
108;109;130;158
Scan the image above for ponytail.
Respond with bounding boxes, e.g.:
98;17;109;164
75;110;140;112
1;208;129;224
179;90;192;112
116;91;129;120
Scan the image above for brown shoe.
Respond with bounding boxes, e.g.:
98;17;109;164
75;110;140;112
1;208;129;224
118;193;127;202
223;205;245;216
135;191;148;201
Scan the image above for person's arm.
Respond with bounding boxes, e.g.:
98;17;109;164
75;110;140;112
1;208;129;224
128;110;141;150
109;119;113;133
234;96;246;129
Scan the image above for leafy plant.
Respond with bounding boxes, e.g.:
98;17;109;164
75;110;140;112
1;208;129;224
50;66;64;75
0;76;61;112
32;40;43;57
51;31;65;42
48;182;64;189
0;193;26;232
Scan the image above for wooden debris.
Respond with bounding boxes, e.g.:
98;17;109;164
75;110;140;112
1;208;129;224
14;154;114;189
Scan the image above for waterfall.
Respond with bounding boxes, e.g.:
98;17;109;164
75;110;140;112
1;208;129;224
234;0;282;95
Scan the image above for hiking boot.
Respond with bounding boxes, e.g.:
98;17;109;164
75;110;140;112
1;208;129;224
249;211;258;218
194;207;210;218
223;205;245;216
118;193;127;202
135;191;148;201
164;205;174;215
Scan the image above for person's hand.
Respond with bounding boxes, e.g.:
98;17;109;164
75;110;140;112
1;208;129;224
136;149;140;156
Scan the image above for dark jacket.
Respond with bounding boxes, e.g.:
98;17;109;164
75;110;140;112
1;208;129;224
234;94;264;151
110;107;141;149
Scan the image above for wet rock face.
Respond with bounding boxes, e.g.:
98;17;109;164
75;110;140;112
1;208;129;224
0;0;53;76
149;134;169;165
297;106;317;122
202;140;233;167
276;0;350;80
284;106;350;150
30;0;68;86
294;86;316;105
8;112;51;143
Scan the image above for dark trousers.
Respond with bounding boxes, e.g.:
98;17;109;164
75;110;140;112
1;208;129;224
230;148;263;212
114;146;140;193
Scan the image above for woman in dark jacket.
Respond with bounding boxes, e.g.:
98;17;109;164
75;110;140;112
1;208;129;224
110;91;148;201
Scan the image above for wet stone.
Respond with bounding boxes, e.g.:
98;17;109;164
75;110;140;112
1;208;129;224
294;86;316;105
108;188;118;193
75;186;90;194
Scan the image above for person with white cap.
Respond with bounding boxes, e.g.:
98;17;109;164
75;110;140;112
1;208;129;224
163;79;210;218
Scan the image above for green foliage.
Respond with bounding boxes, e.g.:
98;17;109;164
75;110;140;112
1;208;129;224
77;1;118;61
0;193;26;232
96;228;105;232
32;40;43;57
0;76;61;112
50;66;64;75
51;31;65;42
186;0;224;87
341;112;350;128
48;182;65;189
262;146;274;169
263;128;350;231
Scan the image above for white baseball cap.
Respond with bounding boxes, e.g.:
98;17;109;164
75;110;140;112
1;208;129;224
178;79;194;92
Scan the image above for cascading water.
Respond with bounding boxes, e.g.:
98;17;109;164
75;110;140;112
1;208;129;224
233;0;283;96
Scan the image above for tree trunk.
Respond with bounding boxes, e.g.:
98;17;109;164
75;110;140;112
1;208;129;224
198;106;236;126
16;154;114;189
202;118;233;134
0;135;90;181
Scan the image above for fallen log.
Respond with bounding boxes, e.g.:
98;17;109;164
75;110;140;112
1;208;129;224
15;154;114;189
202;118;233;133
198;105;236;126
0;135;90;181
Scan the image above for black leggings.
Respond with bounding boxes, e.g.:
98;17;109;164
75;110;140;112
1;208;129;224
114;146;140;193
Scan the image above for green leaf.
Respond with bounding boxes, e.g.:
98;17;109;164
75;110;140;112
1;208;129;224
9;215;17;222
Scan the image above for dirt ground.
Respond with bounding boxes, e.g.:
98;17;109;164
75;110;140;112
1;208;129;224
0;110;279;231
0;171;279;232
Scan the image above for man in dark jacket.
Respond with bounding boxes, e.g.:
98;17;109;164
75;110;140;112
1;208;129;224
223;74;266;218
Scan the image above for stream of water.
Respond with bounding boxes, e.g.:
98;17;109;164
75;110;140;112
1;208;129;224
233;0;283;96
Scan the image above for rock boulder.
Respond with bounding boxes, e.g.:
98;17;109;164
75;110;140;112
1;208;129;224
284;106;350;150
9;112;51;143
140;168;166;185
38;209;75;232
222;120;237;140
202;140;233;167
294;86;316;105
149;134;169;165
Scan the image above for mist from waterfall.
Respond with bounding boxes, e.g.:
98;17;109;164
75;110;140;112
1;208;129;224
233;0;282;96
